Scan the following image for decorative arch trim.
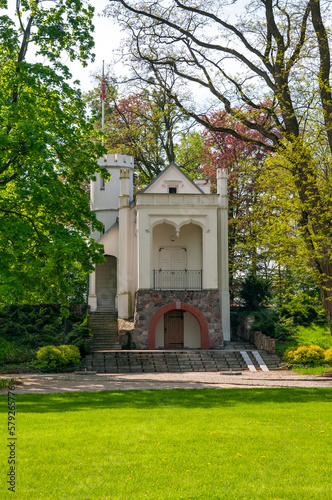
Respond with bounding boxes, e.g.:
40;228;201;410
148;302;209;349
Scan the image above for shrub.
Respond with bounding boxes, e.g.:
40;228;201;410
37;345;80;367
283;345;325;365
278;288;327;326
239;273;272;311
59;345;81;365
0;339;36;365
324;347;332;365
0;378;20;390
283;346;298;363
294;324;332;350
0;304;86;349
250;309;295;341
66;315;91;354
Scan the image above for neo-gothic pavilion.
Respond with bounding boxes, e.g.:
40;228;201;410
88;154;230;349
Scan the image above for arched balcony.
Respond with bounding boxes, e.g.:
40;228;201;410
152;222;203;290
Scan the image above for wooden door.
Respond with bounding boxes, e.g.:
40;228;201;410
159;247;187;270
164;310;184;348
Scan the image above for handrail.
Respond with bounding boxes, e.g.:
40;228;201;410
153;270;202;290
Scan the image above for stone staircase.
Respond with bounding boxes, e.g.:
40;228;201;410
88;312;121;351
86;344;281;373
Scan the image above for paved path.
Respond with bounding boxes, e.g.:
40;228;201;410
1;371;331;393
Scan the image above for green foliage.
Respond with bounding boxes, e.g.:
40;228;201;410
0;378;20;390
283;345;325;365
294;324;332;350
66;315;91;354
275;340;298;356
37;344;80;367
0;1;106;304
86;78;202;189
0;338;36;365
250;309;295;341
107;0;332;333
278;288;327;326
240;273;272;311
0;304;85;349
324;347;332;365
292;365;332;375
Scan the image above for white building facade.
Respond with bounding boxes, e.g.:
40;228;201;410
88;154;230;349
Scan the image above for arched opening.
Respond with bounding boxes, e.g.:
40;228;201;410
148;302;209;349
155;309;201;348
95;255;117;311
152;222;203;290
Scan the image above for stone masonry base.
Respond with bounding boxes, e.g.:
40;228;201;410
132;290;223;350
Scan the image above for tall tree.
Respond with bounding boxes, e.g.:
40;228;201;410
85;76;202;187
0;1;106;303
107;0;332;334
200;109;269;293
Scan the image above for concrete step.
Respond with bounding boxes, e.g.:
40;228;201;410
85;349;281;373
89;311;121;350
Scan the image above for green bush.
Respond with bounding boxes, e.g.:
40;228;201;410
37;345;80;367
0;339;36;365
66;315;91;354
0;304;86;349
239;273;272;310
278;290;327;326
324;347;332;365
294;324;332;350
0;378;20;390
283;345;325;365
250;309;295;341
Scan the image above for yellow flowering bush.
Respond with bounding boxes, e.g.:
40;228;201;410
283;345;325;365
324;347;332;365
283;346;298;364
37;345;80;367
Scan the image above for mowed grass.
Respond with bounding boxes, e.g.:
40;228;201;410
0;388;331;500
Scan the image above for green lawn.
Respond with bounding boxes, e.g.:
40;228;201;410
1;388;331;499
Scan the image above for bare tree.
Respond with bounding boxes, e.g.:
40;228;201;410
106;0;332;333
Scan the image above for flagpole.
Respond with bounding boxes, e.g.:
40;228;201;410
101;60;105;147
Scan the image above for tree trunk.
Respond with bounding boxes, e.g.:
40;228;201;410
317;261;332;336
292;155;332;337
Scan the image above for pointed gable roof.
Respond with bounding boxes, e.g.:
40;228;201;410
140;162;205;194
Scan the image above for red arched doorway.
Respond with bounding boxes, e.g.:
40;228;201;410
148;302;209;349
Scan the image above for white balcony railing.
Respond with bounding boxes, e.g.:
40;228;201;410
153;270;202;290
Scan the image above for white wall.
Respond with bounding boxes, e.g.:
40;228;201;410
90;154;134;241
144;164;201;194
184;312;201;348
152;222;202;269
135;193;219;290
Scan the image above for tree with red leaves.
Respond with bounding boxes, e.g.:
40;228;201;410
200;110;269;295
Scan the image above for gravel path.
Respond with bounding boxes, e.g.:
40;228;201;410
2;370;332;393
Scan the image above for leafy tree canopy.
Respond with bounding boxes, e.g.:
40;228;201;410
107;0;332;334
85;70;205;189
0;0;107;304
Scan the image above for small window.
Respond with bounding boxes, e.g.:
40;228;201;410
101;224;105;235
100;177;105;190
169;187;177;194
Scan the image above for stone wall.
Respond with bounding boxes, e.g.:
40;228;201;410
253;331;275;354
132;290;223;349
236;314;276;354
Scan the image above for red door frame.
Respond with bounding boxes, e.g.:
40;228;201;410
148;302;209;349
